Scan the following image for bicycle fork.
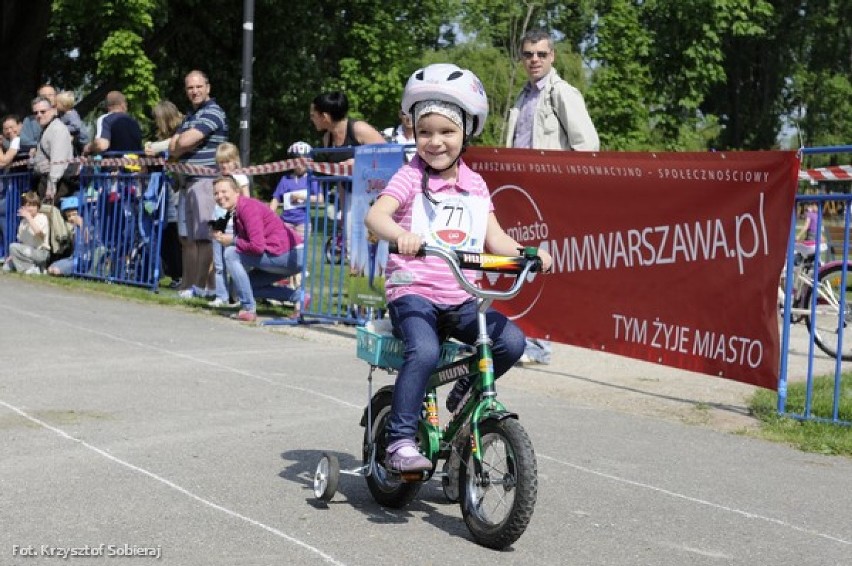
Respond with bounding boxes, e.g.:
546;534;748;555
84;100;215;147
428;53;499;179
467;297;497;481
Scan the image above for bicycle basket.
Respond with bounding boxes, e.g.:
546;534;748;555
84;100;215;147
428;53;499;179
356;327;468;370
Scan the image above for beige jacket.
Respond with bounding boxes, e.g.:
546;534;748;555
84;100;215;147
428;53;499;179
505;70;599;151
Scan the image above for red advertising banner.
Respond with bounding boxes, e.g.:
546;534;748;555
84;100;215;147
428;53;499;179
465;148;799;390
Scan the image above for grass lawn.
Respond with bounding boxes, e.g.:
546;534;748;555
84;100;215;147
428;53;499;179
749;375;852;456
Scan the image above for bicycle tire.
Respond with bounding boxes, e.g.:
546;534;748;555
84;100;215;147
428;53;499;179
362;389;421;508
804;263;852;361
460;418;537;549
324;235;344;264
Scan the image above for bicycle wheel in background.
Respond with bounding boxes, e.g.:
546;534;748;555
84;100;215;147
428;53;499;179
804;263;852;361
324;234;344;264
459;418;537;550
362;388;421;508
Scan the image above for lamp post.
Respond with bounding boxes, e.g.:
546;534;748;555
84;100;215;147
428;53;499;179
239;0;255;166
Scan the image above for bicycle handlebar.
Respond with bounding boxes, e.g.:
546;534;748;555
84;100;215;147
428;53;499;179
388;243;542;301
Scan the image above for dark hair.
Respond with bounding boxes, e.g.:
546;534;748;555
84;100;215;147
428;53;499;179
2;114;21;125
520;29;553;49
312;91;349;122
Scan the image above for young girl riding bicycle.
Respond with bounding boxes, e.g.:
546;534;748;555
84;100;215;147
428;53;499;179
364;64;553;473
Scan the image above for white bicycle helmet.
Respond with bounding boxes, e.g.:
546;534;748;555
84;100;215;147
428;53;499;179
401;63;488;137
287;141;313;157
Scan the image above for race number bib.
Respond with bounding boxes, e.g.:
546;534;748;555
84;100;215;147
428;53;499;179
410;192;488;252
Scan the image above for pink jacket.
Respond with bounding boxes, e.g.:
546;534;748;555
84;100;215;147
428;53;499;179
233;196;301;256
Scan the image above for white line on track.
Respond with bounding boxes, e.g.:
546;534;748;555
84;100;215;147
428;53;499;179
0;399;348;566
539;454;851;546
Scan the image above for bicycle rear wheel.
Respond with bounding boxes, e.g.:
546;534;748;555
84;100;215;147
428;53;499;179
804;263;852;361
362;388;421;508
460;418;537;549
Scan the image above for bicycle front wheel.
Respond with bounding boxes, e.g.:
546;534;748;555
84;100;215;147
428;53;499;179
804;263;852;361
460;418;537;549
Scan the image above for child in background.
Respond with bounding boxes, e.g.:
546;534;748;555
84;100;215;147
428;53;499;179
55;91;89;155
145;100;185;288
202;142;250;307
364;64;552;472
269;141;322;238
4;191;50;274
145;100;184;155
796;201;823;243
47;196;84;276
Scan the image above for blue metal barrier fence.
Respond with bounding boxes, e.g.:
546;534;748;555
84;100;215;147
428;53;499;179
1;163;167;290
778;145;852;425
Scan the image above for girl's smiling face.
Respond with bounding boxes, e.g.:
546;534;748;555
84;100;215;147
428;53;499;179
415;112;463;177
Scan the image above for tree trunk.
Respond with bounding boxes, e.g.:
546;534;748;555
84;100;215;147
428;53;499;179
0;0;52;117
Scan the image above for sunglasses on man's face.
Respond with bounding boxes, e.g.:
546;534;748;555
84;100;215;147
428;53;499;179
521;50;551;60
33;109;50;116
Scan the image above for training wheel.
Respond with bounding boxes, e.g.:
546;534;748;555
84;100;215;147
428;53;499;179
313;453;340;501
441;459;460;503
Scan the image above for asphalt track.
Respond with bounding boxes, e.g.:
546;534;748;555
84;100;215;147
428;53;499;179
1;276;850;565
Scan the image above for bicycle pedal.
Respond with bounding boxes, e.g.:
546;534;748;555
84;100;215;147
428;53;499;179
399;471;427;482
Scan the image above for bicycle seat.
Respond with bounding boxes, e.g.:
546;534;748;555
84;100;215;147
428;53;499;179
436;311;460;344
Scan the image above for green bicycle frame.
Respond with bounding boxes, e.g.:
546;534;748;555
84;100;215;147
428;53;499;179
418;296;516;477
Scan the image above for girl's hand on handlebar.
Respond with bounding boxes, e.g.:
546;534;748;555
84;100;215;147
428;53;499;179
395;232;424;256
537;248;553;273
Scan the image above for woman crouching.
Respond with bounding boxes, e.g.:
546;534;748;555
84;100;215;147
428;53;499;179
211;176;307;322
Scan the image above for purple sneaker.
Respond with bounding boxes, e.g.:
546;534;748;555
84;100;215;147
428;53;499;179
385;440;431;473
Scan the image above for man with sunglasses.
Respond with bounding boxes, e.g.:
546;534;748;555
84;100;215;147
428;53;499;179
506;29;599;365
30;95;74;201
19;84;57;155
506;28;599;152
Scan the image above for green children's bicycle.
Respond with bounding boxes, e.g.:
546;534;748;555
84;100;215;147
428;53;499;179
313;244;543;549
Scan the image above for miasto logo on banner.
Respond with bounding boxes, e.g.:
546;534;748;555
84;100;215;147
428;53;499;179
485;183;548;319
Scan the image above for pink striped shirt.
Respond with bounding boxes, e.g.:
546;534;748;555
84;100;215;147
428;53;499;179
381;156;494;305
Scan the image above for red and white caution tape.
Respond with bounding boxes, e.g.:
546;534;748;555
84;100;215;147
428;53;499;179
799;165;852;182
7;155;353;178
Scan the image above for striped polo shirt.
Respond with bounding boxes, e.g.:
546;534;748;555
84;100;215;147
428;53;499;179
177;98;228;168
381;156;494;305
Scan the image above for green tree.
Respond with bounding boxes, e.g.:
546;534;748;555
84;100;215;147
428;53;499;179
585;0;652;150
0;0;52;117
784;0;852;156
323;0;457;134
640;0;774;150
46;0;162;123
5;0;849;163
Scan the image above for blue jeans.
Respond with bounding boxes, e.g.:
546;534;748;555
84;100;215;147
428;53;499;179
223;245;303;311
212;240;229;301
385;294;525;443
48;256;75;275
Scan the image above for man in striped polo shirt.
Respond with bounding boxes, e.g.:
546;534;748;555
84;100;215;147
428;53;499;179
169;70;229;297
